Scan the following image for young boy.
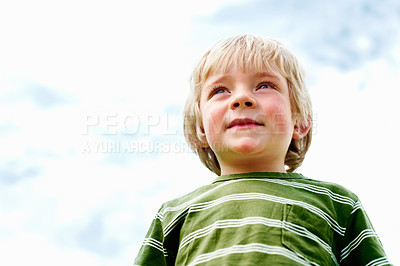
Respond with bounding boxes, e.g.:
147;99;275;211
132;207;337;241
134;35;390;265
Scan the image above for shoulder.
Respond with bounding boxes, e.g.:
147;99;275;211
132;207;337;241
285;174;361;221
152;181;222;233
296;174;359;202
159;182;217;211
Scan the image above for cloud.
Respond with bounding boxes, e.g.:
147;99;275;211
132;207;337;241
76;212;122;257
0;160;41;185
28;86;71;109
196;0;400;70
0;77;74;109
0;121;17;136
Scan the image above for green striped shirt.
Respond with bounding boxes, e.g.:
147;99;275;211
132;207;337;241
134;172;390;265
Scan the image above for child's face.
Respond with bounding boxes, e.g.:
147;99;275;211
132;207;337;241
199;63;296;174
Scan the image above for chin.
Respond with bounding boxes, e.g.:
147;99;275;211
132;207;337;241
229;139;263;154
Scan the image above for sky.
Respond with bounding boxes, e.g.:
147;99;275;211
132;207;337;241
1;0;399;265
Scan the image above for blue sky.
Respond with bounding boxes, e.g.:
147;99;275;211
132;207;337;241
1;0;399;265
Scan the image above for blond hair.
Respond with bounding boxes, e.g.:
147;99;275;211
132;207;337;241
184;34;312;175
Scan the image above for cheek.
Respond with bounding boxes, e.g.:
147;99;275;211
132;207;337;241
203;112;221;136
202;105;225;145
260;98;293;133
201;105;222;141
263;97;291;117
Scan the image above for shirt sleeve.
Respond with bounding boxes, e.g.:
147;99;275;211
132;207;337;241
339;200;392;265
134;212;169;266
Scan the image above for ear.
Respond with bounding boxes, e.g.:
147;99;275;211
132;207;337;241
292;117;311;140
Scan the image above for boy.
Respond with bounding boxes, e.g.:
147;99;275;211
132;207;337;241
134;35;390;265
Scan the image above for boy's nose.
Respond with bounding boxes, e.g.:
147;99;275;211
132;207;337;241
230;92;256;109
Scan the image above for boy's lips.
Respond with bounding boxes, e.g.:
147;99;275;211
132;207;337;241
227;118;264;129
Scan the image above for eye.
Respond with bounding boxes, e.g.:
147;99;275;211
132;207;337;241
256;82;277;90
215;88;227;94
210;86;228;98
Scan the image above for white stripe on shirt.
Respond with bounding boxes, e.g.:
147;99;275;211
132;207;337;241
341;229;378;261
366;256;391;266
178;216;339;265
164;192;345;236
187;243;317;266
258;178;355;206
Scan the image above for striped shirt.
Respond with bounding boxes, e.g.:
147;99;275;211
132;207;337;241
134;172;391;265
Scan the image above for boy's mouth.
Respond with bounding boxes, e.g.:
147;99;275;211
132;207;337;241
227;118;264;129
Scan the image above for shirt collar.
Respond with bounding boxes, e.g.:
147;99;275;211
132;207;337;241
212;171;306;183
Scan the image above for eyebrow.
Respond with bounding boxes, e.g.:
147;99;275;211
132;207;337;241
253;72;283;82
204;75;231;87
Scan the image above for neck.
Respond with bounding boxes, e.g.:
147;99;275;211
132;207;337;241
219;157;287;175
